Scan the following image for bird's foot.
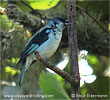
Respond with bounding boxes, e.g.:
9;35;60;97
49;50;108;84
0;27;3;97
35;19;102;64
51;62;56;67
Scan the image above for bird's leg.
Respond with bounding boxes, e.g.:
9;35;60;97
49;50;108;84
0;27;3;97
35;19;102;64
51;62;56;67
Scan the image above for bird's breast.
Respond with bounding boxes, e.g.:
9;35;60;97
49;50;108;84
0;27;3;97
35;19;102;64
36;33;62;58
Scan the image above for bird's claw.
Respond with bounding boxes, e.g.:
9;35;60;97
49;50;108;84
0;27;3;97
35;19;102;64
51;62;56;67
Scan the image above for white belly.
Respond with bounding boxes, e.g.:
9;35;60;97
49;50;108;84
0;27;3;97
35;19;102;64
37;34;62;58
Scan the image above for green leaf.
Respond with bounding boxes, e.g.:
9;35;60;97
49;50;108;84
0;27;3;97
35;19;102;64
89;77;109;96
5;66;12;73
17;0;60;12
39;73;70;100
11;69;16;76
87;55;99;65
0;15;12;32
30;0;60;10
12;57;16;63
11;57;20;64
87;55;101;73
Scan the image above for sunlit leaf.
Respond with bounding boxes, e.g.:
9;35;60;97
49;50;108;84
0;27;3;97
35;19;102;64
87;55;99;65
15;58;20;63
12;58;16;63
5;66;18;76
11;69;16;75
40;73;70;100
18;0;60;12
5;66;11;73
30;0;60;10
12;57;20;64
57;75;65;86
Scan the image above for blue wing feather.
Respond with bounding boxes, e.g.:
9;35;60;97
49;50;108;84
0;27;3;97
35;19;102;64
23;44;38;55
18;28;52;63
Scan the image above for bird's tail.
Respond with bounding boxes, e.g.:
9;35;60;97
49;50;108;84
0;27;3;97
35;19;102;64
19;61;26;86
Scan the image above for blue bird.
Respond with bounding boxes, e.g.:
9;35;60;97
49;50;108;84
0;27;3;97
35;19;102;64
17;17;68;86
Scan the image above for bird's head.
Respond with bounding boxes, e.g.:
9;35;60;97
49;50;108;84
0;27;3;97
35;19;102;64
47;17;68;31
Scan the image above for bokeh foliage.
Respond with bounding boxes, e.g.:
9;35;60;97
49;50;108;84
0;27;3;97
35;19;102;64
0;0;109;99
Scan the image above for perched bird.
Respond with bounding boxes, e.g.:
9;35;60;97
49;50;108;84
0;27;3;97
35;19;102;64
17;17;68;86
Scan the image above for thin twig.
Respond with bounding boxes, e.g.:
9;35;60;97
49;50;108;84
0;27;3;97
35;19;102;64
21;0;42;18
86;1;92;10
76;5;109;35
34;51;78;86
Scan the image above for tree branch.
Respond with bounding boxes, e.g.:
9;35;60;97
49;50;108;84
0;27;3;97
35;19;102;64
76;5;109;35
34;51;78;85
67;0;80;99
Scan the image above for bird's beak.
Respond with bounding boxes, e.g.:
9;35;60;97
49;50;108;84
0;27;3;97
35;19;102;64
64;20;69;26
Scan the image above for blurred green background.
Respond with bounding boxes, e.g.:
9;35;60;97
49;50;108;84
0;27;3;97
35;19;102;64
0;0;109;100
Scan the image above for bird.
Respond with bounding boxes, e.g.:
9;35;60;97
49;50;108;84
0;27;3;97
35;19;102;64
17;17;68;86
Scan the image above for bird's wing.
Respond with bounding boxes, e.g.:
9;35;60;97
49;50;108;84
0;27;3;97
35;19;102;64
18;28;52;63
